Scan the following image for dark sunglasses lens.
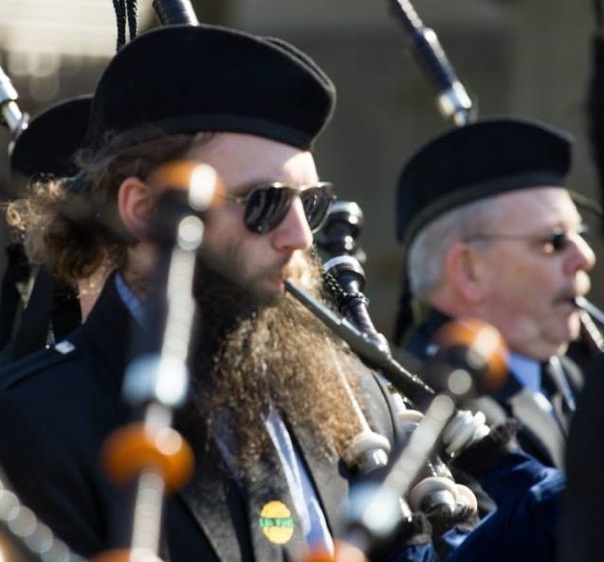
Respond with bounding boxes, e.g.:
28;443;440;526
551;231;568;251
244;186;292;234
301;186;333;231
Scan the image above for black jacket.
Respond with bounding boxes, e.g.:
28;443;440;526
0;273;416;562
560;350;604;562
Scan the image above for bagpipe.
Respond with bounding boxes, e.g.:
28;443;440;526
267;5;509;544
285;185;508;562
0;65;32;353
0;65;29;155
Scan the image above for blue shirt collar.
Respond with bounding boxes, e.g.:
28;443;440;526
507;352;542;394
114;273;146;327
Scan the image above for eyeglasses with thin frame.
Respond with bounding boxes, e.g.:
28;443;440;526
463;224;590;254
222;181;336;235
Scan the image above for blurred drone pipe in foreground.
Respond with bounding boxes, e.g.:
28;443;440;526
387;0;475;126
0;64;29;155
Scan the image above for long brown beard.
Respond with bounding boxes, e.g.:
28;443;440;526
188;252;367;469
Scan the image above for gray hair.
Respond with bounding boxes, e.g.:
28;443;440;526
407;197;497;301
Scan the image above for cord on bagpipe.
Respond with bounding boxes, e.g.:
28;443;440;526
113;0;199;52
113;0;138;51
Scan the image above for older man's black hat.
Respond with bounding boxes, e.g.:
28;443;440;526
394;117;574;344
86;24;336;151
396;117;573;246
2;95;91;360
10;94;92;187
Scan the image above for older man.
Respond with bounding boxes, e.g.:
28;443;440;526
394;118;596;470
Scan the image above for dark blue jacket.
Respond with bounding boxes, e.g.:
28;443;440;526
447;450;563;562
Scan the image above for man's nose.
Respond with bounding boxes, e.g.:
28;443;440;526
270;197;314;252
565;232;596;275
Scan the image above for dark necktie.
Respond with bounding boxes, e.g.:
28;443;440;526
243;449;309;562
541;357;575;434
211;409;309;562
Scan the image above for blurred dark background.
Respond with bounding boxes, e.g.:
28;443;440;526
0;0;602;341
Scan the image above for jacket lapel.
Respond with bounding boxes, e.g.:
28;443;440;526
178;451;248;562
79;272;139;398
506;387;566;467
288;421;348;536
410;309;569;468
177;407;310;562
175;406;251;562
286;365;399;540
242;447;308;562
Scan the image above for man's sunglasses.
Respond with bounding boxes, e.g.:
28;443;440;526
464;224;590;254
223;182;336;235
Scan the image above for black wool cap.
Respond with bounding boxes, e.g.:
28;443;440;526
396;117;574;247
10;95;92;181
86;24;336;151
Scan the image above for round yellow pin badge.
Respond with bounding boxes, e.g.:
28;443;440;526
259;500;295;544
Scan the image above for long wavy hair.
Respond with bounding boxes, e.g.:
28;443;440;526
5;128;213;285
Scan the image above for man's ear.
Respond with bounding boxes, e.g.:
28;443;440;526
117;177;156;240
445;242;486;303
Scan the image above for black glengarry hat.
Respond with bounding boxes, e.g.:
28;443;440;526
396;117;573;246
10;94;92;182
393;117;573;345
86;24;336;151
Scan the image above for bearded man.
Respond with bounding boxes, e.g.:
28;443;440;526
0;24;440;562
